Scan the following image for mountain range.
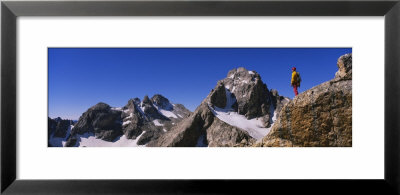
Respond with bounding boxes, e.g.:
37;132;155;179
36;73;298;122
49;53;352;147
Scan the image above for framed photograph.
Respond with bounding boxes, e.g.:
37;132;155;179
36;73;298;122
2;0;399;194
47;47;352;148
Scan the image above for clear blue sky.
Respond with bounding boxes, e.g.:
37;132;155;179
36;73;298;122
49;48;351;120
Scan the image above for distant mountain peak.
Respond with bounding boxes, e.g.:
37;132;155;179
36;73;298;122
151;94;173;111
142;95;151;104
90;102;111;111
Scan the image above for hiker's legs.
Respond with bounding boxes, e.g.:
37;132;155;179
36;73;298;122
293;85;298;96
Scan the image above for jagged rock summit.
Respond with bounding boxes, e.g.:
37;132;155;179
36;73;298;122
211;67;288;128
148;67;289;147
335;53;352;80
48;117;75;147
49;94;191;147
257;53;352;147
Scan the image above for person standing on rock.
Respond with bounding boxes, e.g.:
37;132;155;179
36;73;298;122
291;67;301;96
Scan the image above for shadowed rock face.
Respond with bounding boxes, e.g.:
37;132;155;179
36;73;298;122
71;103;123;142
210;82;227;108
221;68;275;127
270;89;291;123
151;94;173;110
53;119;73;138
257;53;352;147
48;117;75;147
137;130;163;146
48;117;56;138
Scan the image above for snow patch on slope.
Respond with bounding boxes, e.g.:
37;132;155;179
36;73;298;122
211;108;272;140
152;103;178;118
125;113;133;120
153;119;163;126
209;87;275;140
111;107;122;111
159;109;178;118
122;120;131;126
48;125;73;147
76;131;146;147
269;104;277;124
139;103;146;114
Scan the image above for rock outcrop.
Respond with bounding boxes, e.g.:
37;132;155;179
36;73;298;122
257;53;352;147
210;82;228;108
335;53;352;80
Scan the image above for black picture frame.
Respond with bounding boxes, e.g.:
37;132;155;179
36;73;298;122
1;0;399;194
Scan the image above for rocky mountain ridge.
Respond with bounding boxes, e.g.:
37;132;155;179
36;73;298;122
49;94;191;147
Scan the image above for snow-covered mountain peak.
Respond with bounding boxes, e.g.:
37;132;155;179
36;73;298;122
151;94;173;111
207;67;289;132
224;67;262;93
227;66;259;79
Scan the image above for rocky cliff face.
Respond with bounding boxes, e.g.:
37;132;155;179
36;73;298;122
50;94;191;147
270;89;291;121
148;67;288;147
256;53;352;147
220;68;275;127
335;53;352;80
70;103;123;142
48;117;75;147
